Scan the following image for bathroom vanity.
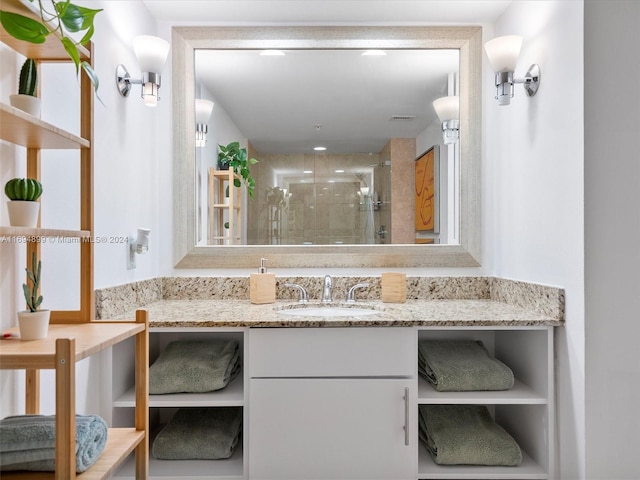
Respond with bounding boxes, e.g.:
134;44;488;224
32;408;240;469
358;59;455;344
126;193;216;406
105;279;562;480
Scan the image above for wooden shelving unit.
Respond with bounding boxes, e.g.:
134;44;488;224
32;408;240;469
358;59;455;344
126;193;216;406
0;316;149;479
1;0;94;325
208;169;242;245
1;1;148;478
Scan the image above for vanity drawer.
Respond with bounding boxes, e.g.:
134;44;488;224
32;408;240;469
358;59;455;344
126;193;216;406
249;327;415;377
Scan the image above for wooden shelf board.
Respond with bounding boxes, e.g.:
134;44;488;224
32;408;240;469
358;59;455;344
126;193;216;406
114;370;244;408
0;226;91;239
1;103;90;149
417;377;547;405
0;0;90;61
0;428;144;480
418;447;548;479
0;323;144;369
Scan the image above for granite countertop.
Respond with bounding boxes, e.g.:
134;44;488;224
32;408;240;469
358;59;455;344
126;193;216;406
114;299;563;328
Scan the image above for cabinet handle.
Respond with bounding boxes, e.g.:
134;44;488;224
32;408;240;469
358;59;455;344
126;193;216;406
403;387;410;446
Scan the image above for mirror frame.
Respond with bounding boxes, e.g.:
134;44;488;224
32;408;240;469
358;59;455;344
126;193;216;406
173;26;482;268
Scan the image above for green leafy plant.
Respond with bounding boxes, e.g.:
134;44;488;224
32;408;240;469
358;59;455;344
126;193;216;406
23;252;43;312
0;0;102;98
217;141;259;198
18;58;37;96
5;177;43;201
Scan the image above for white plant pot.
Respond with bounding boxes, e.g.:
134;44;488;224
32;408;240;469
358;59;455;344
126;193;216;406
6;201;40;227
18;310;50;340
10;94;42;118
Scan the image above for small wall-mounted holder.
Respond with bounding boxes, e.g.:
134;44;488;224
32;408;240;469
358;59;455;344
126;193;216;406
127;228;150;269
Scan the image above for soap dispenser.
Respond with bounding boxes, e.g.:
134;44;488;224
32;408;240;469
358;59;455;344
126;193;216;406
250;258;276;304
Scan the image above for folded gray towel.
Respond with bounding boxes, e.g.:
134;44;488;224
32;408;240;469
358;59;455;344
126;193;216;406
418;340;514;391
418;405;522;466
150;339;241;394
0;414;108;473
152;407;242;460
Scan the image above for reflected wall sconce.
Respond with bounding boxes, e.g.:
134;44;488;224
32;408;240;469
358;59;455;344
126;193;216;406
195;99;214;147
127;227;150;269
483;35;540;106
433;95;459;145
116;35;170;107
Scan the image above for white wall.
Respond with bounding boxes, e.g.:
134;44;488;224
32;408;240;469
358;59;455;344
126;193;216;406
584;1;640;479
486;2;584;478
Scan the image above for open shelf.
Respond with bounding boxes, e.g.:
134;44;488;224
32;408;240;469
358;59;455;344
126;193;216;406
0;0;90;61
0;226;91;239
1;429;144;480
114;433;244;479
418;447;548;479
0;102;90;149
418;377;547;405
114;370;244;408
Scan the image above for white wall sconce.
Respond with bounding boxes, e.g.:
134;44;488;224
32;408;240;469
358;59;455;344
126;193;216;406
127;228;150;269
195;99;215;147
116;35;170;107
433;95;459;145
484;35;541;106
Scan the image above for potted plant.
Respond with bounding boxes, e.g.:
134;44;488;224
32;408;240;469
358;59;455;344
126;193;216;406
217;141;259;198
0;0;102;98
9;58;41;117
17;252;49;340
4;177;43;227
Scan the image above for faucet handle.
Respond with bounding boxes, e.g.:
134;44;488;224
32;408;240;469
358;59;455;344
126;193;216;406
346;283;370;303
285;283;308;303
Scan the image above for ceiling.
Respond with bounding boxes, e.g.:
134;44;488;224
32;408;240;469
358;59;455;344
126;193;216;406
142;1;511;154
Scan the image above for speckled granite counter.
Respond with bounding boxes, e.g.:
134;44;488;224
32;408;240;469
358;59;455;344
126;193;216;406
113;299;562;328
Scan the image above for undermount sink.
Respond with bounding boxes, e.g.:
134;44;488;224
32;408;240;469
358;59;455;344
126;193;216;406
276;305;381;317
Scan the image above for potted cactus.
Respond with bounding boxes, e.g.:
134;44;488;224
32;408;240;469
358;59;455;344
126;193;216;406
9;59;41;117
17;252;49;340
4;177;43;227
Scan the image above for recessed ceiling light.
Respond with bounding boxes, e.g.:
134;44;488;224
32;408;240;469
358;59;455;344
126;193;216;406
313;146;327;151
303;170;313;174
260;50;285;56
335;169;345;173
362;50;386;56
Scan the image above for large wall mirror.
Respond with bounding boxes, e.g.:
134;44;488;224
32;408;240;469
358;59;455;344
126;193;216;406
173;26;482;268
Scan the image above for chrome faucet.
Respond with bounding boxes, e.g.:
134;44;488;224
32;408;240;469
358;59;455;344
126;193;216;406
321;275;333;303
346;283;370;303
285;283;308;303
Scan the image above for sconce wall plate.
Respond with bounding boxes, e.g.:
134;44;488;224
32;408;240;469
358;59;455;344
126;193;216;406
116;64;132;97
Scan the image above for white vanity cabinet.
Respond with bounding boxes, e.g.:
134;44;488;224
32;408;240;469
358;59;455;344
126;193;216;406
106;320;556;480
248;327;417;480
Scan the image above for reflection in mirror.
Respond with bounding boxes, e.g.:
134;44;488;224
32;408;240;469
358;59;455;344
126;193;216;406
173;26;482;268
194;49;460;247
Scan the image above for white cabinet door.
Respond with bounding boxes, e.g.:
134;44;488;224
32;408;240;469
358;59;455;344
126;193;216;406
249;378;416;480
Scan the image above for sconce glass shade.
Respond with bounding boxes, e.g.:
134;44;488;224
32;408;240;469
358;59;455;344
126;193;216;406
195;99;214;147
195;99;215;124
432;95;459;122
133;35;170;74
433;96;460;145
484;35;522;72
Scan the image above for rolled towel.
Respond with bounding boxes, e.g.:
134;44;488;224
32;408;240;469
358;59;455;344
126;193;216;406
0;414;108;473
418;405;522;466
150;339;241;394
418;340;514;391
152;407;242;460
